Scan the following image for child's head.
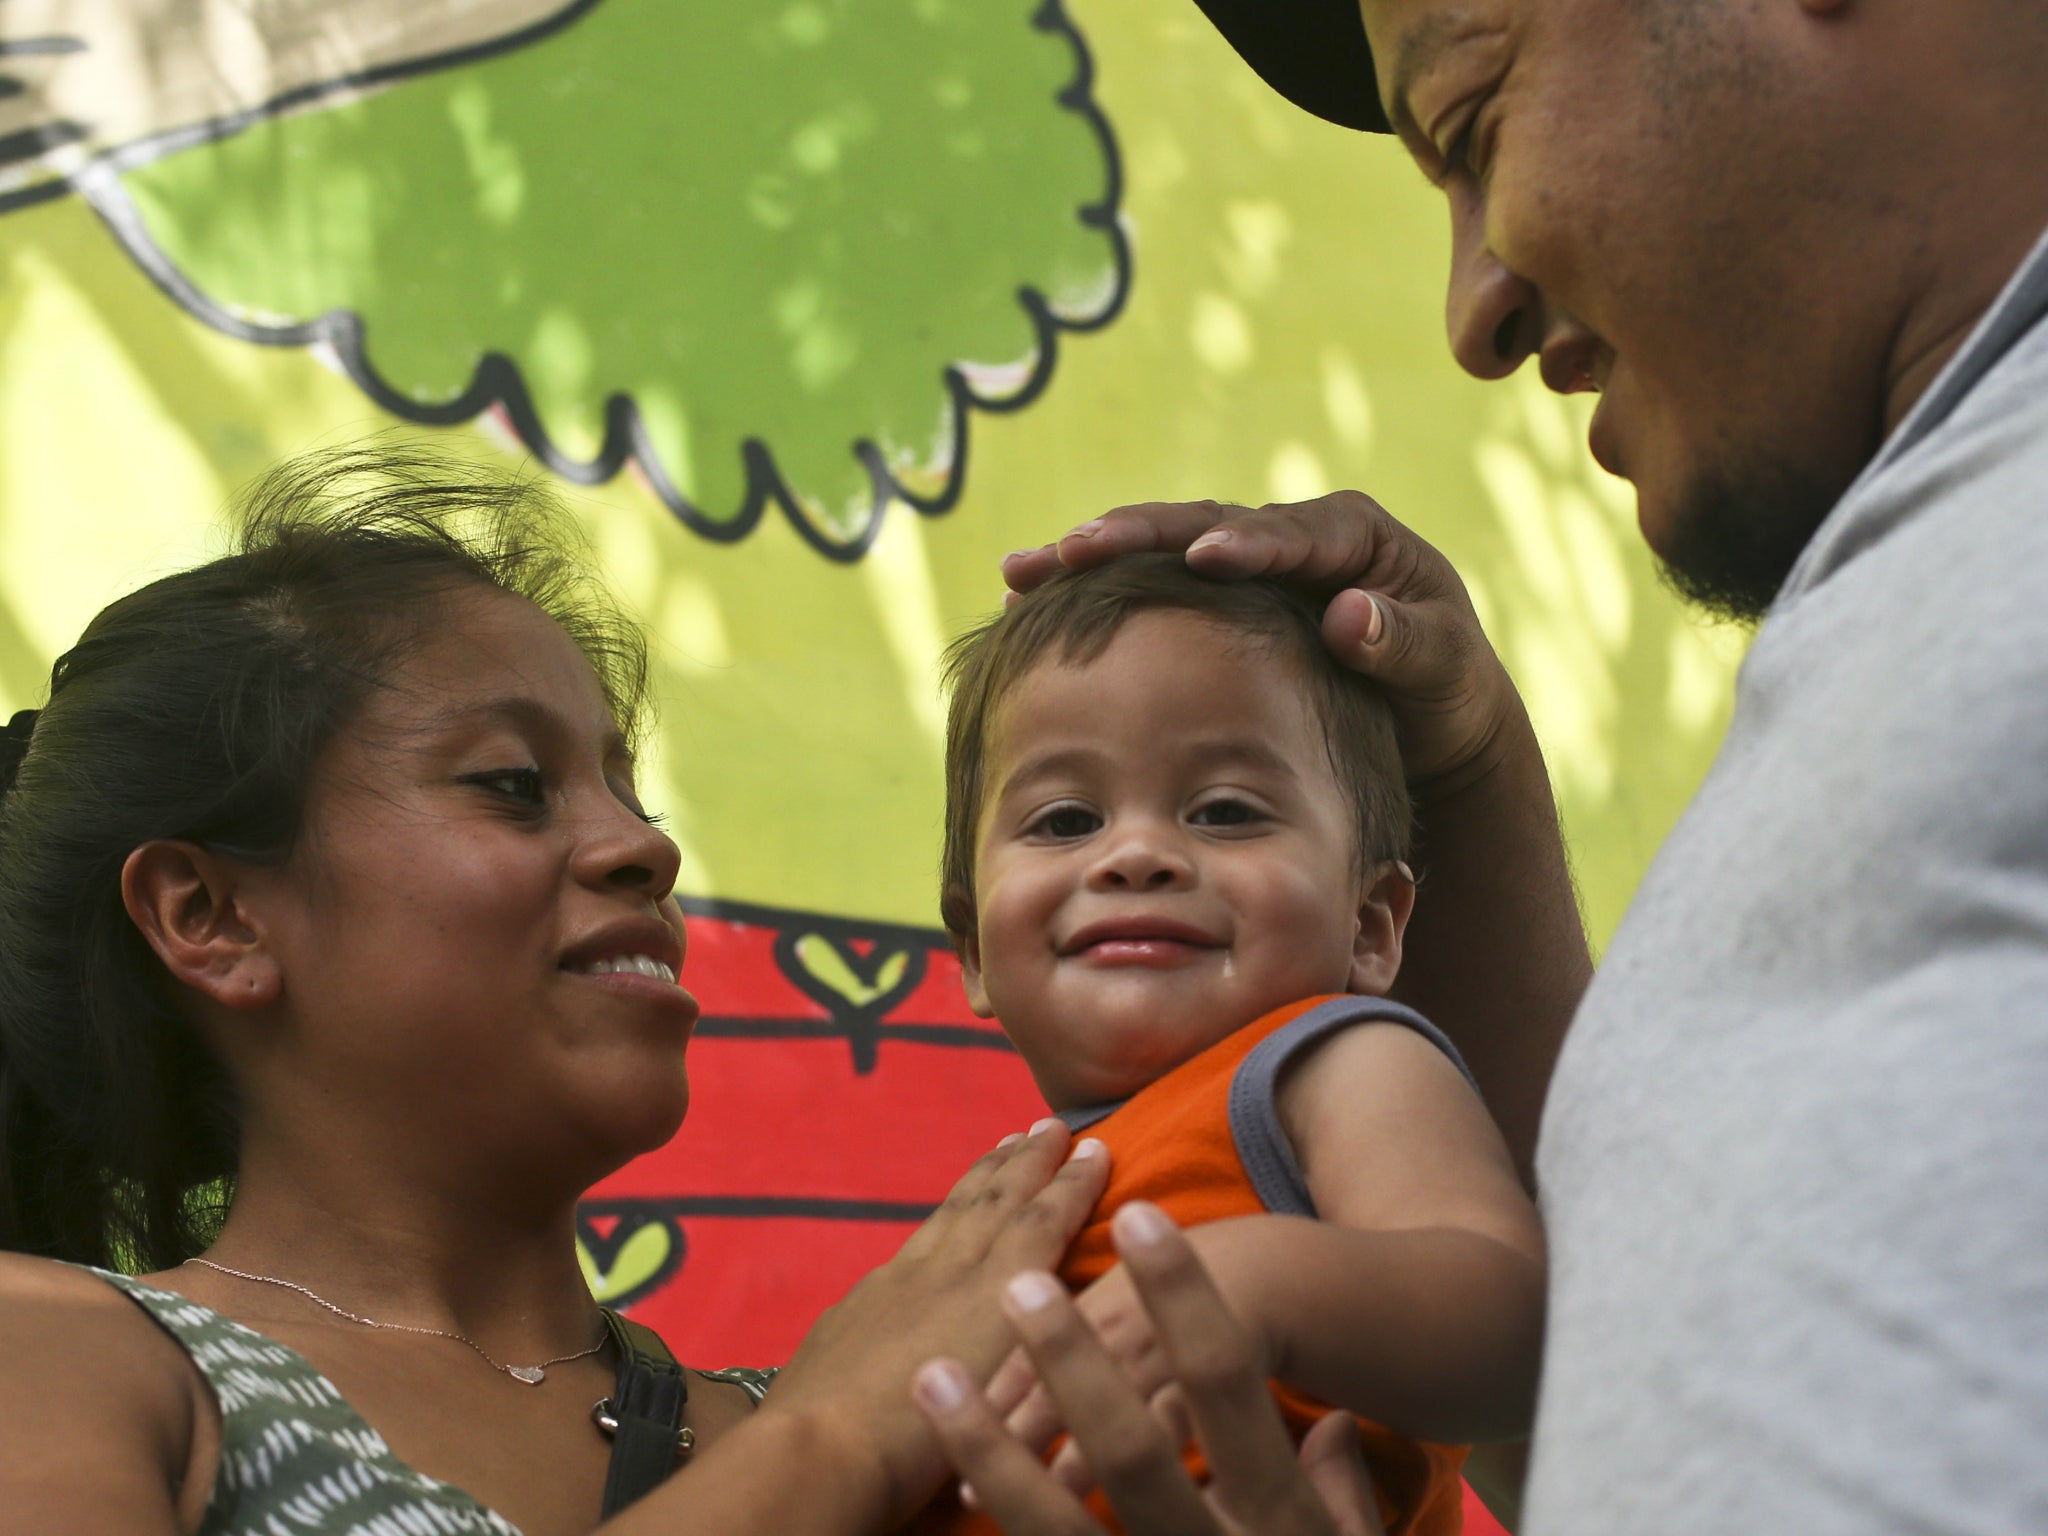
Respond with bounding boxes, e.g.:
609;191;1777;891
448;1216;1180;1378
942;555;1414;1109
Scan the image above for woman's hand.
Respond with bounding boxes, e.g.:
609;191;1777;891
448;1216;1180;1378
758;1121;1111;1530
1002;493;1512;798
912;1203;1385;1536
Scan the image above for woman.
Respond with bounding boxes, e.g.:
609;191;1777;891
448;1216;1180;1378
0;447;1120;1536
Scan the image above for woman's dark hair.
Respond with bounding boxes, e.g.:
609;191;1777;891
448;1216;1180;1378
0;446;647;1271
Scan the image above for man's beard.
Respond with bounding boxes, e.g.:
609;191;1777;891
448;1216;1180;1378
1654;459;1842;624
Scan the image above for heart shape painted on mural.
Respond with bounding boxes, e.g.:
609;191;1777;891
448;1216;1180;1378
575;1209;685;1307
772;929;930;1074
789;932;914;1010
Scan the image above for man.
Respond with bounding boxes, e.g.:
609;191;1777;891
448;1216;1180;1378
922;2;2048;1532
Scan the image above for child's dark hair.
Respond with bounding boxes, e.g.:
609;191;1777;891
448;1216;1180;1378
940;554;1410;940
0;446;646;1271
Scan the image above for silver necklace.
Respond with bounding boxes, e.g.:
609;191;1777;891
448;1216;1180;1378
183;1257;608;1386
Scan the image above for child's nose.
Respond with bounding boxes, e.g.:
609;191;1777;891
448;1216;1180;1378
1088;826;1194;890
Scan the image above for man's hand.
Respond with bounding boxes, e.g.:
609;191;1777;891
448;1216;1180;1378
1001;493;1514;797
987;1220;1283;1497
913;1202;1386;1536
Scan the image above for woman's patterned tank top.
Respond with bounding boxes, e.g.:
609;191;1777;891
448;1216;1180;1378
85;1264;772;1535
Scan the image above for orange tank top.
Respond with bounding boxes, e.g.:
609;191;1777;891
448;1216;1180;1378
935;994;1473;1536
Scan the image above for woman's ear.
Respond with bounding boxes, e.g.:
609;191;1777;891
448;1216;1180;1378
120;840;283;1011
1348;860;1416;996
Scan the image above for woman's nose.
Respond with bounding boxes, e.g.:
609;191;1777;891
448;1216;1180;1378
1445;190;1540;381
580;799;684;901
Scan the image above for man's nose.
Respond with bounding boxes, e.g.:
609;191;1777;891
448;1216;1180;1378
1445;191;1539;380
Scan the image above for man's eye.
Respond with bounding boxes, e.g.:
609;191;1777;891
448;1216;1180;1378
1439;111;1483;182
467;767;547;805
1030;805;1100;840
1191;798;1261;828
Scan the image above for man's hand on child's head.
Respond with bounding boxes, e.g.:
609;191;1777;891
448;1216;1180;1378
1004;493;1519;794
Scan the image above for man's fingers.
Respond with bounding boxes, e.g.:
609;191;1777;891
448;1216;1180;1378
914;1358;1099;1536
1185;496;1399;590
1004;1379;1065;1454
1107;1204;1314;1521
1004;502;1238;591
985;1346;1038;1417
1048;1435;1097;1498
1057;502;1238;571
1297;1415;1387;1536
1150;1382;1196;1458
1000;1270;1220;1535
1001;543;1064;593
1324;581;1485;687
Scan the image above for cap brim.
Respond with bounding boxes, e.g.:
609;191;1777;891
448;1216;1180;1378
1193;0;1390;134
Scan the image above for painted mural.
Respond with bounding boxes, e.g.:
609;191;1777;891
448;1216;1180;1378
4;0;1126;555
0;3;1746;1529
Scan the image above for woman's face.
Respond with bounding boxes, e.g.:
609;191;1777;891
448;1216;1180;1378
239;585;696;1190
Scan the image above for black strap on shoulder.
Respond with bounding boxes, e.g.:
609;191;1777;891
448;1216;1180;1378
598;1308;690;1519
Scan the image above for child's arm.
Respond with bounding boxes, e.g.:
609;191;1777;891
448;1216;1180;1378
1024;1022;1544;1449
1254;1015;1546;1441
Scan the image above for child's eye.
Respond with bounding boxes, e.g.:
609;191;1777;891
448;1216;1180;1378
1027;804;1101;840
1190;797;1263;829
465;767;548;807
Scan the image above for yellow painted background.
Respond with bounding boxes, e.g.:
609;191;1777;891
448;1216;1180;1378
0;0;1739;951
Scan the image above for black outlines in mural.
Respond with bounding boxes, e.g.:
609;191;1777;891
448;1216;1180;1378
12;0;1129;564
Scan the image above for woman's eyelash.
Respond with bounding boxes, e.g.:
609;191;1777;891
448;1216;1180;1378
464;768;667;828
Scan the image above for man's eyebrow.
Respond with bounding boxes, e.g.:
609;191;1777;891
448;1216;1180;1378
1385;13;1472;142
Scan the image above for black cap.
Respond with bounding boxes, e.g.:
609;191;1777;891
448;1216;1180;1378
1193;0;1390;133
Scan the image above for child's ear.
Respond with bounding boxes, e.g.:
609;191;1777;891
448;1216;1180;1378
121;840;283;1012
1348;859;1416;996
942;883;995;1017
957;930;994;1018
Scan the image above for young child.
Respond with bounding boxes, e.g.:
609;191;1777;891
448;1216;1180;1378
933;554;1546;1535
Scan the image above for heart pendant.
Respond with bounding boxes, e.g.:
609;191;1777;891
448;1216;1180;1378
508;1365;546;1385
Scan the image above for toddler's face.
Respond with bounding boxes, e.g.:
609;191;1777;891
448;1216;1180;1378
962;608;1405;1109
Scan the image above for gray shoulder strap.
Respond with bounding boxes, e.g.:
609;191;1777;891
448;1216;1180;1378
1228;997;1476;1217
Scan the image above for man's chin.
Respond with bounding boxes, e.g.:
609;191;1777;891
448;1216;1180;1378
1645;459;1843;625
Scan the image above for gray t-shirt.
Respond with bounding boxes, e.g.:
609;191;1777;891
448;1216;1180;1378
1526;225;2048;1535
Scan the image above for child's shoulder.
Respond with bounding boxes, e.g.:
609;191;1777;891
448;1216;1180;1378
1240;994;1475;1103
1224;996;1483;1215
